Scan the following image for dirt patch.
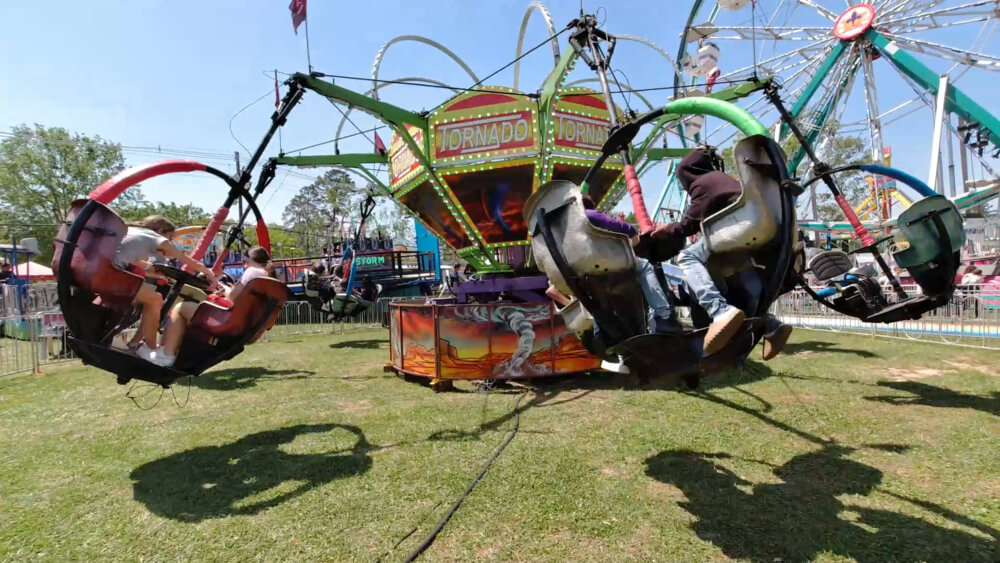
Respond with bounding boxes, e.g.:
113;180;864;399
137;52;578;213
882;367;954;381
475;544;500;558
942;360;997;376
339;399;372;413
600;466;625;478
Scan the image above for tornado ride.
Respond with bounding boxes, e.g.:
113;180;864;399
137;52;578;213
55;1;994;389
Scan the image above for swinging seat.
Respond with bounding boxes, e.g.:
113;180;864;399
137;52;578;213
808;250;854;282
524;178;648;345
525;135;792;383
804;196;964;324
52;200;145;343
175;277;290;372
329;293;373;320
892;195;964;296
701;136;784;255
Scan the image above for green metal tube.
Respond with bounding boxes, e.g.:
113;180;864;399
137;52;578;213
661;97;768;138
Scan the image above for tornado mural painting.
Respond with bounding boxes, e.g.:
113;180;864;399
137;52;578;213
390;302;599;380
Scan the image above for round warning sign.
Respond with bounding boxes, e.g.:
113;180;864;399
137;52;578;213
834;4;876;41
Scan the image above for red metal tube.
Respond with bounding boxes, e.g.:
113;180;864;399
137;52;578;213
623;164;654;234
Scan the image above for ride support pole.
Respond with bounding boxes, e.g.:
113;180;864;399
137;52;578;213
587;23;655;233
765;83;907;299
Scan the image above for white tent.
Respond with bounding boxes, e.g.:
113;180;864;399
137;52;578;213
13;261;54;280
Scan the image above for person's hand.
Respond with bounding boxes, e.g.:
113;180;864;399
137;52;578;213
201;272;219;291
650;223;674;239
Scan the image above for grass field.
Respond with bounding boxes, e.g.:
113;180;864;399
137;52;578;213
0;329;997;562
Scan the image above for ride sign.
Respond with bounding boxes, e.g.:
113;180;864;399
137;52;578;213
428;88;539;165
552;111;610;152
389;126;424;189
434;111;534;159
834;4;876;41
353;252;395;273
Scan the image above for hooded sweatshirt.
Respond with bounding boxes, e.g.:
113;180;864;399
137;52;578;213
655;148;742;240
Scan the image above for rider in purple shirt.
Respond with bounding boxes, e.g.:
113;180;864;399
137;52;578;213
585;209;637;238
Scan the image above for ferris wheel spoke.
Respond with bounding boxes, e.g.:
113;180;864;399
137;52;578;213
881;33;1000;71
890;62;999;179
701;25;833;41
712;38;835;81
860;52;890;213
880;0;998;28
796;0;838;21
894;16;997;35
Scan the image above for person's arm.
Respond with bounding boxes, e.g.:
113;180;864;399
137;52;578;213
157;242;219;287
546;285;573;307
653;190;706;240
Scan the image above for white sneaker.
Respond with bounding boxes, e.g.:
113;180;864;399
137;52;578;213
150;351;176;368
135;345;176;367
135;344;157;361
600;356;631;374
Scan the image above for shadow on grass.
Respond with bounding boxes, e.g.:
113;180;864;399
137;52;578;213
866;380;1000;416
131;423;372;522
782;339;880;358
329;339;385;350
425;360;785;442
645;444;998;563
427;389;589;442
533;359;776;392
192;367;316;391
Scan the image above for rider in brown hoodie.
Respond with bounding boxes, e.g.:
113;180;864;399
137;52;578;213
649;147;792;359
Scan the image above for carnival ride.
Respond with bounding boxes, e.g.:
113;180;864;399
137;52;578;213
658;0;1000;225
53;162;291;387
53;1;997;388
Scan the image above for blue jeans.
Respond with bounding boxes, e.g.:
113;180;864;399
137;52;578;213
677;239;782;336
636;257;673;331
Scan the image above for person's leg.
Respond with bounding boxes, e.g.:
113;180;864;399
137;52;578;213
634;257;679;333
677;239;745;354
635;257;673;318
677;240;731;319
133;284;163;350
736;268;783;333
160;301;199;360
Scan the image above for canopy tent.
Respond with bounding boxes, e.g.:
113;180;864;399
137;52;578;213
12;261;54;281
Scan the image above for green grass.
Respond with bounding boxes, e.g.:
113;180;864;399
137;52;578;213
0;329;997;562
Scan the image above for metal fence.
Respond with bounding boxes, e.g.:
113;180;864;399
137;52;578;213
773;284;1000;350
5;284;998;377
0;296;417;377
262;298;389;338
1;312;77;376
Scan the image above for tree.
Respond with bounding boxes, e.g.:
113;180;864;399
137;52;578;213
374;199;415;247
281;170;360;254
719;125;870;222
241;223;299;258
120;200;211;227
0;124;142;261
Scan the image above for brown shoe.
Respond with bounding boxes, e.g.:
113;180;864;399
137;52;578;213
762;325;794;361
703;308;746;356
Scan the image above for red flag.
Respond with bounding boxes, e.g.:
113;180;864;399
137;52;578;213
705;67;721;93
289;0;307;34
274;71;280;109
374;132;387;157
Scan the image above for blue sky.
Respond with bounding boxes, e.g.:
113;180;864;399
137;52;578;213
1;0;996;221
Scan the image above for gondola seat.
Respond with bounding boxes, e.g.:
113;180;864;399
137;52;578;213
892;195;965;296
52;199;144;312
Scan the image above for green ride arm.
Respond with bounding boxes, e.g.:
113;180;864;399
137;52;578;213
661;97;768;138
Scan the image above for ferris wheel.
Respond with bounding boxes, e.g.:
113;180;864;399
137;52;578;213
656;0;1000;225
